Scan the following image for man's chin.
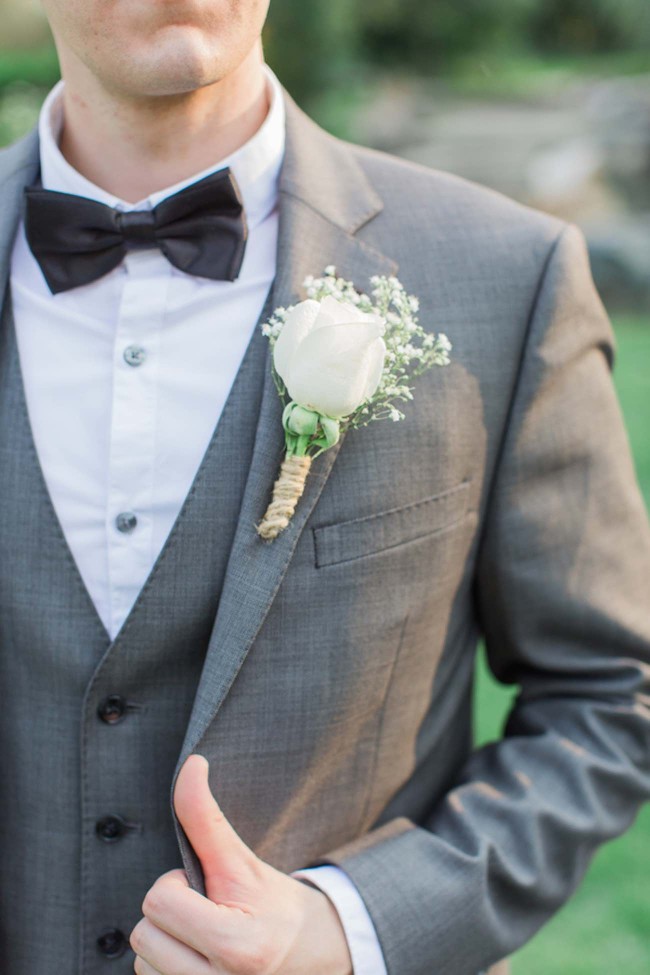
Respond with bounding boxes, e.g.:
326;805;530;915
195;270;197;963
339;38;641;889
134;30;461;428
123;74;223;100
105;44;226;100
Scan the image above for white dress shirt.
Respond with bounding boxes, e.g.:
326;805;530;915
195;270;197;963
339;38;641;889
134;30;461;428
9;62;386;975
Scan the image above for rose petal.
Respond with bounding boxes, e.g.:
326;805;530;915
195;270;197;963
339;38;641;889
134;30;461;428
362;337;387;400
273;299;321;382
286;321;385;418
314;295;382;327
316;295;359;326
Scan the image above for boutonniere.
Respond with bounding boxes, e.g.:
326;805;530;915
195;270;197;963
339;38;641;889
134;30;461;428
256;266;452;541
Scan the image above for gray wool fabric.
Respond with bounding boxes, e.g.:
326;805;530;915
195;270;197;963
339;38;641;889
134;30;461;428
1;83;649;975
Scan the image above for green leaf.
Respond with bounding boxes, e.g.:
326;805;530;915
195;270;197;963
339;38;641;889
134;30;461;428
318;414;341;448
282;402;295;428
287;404;320;436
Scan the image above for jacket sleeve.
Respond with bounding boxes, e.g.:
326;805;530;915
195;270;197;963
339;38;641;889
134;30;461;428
314;222;650;975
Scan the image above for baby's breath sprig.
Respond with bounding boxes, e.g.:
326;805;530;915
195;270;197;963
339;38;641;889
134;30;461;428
298;266;451;432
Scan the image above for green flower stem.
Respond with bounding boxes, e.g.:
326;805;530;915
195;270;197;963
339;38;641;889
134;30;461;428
284;431;299;455
295;433;311;456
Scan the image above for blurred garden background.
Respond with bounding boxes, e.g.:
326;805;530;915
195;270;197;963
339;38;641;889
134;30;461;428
1;0;648;971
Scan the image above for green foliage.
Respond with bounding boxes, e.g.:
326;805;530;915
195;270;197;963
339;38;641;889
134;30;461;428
0;84;45;147
263;2;362;102
0;45;59;89
357;0;536;72
263;0;650;102
445;49;650;100
529;0;650;54
611;318;650;505
0;44;59;146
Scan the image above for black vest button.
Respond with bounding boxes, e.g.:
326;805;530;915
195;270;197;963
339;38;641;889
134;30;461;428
97;695;127;724
96;815;128;842
97;927;128;958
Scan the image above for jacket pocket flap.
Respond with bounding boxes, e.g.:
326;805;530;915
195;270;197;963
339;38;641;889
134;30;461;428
313;480;471;567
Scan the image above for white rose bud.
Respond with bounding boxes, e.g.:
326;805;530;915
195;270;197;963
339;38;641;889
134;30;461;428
273;295;387;419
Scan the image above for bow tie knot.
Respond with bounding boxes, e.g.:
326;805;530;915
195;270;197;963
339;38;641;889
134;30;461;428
24;167;248;294
114;209;158;246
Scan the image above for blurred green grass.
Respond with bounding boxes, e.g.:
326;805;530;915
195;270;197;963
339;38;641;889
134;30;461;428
475;315;650;973
446;49;650;99
0;45;59;89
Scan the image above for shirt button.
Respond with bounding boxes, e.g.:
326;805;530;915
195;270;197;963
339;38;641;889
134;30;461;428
97;694;127;724
96;927;128;959
123;344;146;367
95;814;128;843
115;511;137;534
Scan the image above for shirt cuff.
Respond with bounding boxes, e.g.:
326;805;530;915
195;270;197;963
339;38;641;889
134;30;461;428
292;864;387;975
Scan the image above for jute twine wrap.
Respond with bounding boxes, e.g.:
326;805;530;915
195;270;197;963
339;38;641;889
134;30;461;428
256;453;313;541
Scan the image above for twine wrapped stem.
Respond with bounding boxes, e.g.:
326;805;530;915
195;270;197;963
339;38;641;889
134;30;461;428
256;401;340;542
256;453;313;541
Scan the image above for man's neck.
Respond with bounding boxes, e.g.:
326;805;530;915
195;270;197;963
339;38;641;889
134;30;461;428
57;46;269;203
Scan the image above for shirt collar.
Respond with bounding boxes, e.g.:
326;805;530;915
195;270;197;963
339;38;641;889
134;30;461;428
38;63;285;231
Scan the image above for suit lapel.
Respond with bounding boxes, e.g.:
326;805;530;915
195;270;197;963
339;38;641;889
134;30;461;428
172;88;398;887
0;130;40;309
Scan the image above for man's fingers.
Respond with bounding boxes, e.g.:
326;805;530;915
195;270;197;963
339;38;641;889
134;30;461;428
156;867;190;888
141;868;252;961
173;754;257;894
130;915;215;975
133;956;164;975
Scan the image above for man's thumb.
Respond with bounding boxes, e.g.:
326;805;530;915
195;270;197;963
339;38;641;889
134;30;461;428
173;753;255;896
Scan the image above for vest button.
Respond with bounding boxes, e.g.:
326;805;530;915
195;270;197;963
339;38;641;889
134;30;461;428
97;695;127;724
96;927;128;958
96;814;128;842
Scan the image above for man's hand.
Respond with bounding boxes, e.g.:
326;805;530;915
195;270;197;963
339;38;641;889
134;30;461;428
130;754;353;975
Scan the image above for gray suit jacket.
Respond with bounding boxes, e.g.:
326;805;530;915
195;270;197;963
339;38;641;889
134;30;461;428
1;83;649;975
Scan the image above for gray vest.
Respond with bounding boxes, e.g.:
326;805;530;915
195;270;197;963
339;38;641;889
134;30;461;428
0;284;272;974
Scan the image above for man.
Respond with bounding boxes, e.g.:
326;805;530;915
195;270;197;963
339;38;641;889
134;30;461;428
0;1;648;973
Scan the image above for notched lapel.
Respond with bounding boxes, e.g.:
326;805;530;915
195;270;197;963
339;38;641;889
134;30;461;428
172;90;398;887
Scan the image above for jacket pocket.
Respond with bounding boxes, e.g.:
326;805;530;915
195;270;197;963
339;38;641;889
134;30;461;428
312;479;471;568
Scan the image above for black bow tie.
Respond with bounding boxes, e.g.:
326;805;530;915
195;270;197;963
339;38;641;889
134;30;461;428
24;168;248;294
